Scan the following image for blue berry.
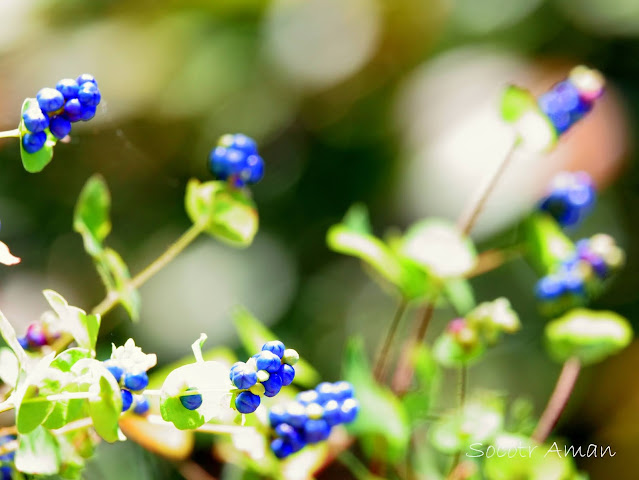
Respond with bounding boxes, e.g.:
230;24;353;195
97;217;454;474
333;381;354;400
17;336;28;351
340;398;359;423
36;88;65;113
296;390;320;405
256;351;281;373
223;133;258;156
123;371;149;392
22;131;47;154
275;423;306;452
271;437;293;459
78;82;101;107
105;364;124;383
315;382;337;404
26;323;47;347
22;108;49;133
56;78;80;100
262;340;285;359
231;364;258;390
235;391;261;414
80;104;97;121
121;389;133;412
284;403;307;428
77;73;97;86
0;436;15;463
49;116;72;139
133;395;150;415
262;372;283;397
279;364;295;387
323;399;342;426
303;419;331;444
535;275;564;301
0;466;10;480
64;99;84;122
180;388;203;410
243;155;264;184
269;405;287;427
229;361;244;379
208;147;246;180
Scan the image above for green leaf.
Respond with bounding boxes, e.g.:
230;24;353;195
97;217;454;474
400;219;477;280
185;179;258;247
523;213;575;276
341;203;373;235
71;359;122;443
43;383;80;430
160;395;205;430
232;307;320;388
50;348;92;373
430;394;504;454
500;85;537;123
19;98;58;173
16;353;57;434
433;334;485;368
15;426;61;475
545;309;633;365
73;175;111;257
444;278;476;316
43;290;101;355
102;248;141;321
0;309;28;366
343;338;410;462
0;347;19;387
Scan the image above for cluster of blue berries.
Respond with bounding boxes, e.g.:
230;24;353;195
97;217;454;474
104;361;150;415
225;341;298;415
22;74;101;153
536;234;624;313
538;171;596;228
268;381;359;459
0;436;14;480
17;322;60;352
208;133;265;188
538;66;604;136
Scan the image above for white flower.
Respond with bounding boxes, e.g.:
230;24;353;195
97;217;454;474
110;338;157;373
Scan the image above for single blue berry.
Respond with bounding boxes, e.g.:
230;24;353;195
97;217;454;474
315;382;337;404
105;363;124;383
269;405;287;427
180;388;203;410
229;361;244;380
271;437;293;459
17;336;29;351
340;398;359;423
284;402;307;428
231;364;258;390
22;108;49;133
121;389;133;412
209;147;232;180
535;275;564;301
80;104;97;121
333;381;354;400
133;395;150;415
263;372;283;397
262;340;285;359
275;423;306;452
243;155;264;184
77;73;98;86
124;371;149;392
49;116;72;139
56;78;80;100
279;364;295;387
227;133;258;156
26;323;47;347
78;82;101;107
256;351;281;373
235;391;261;414
64;99;84;122
22;131;47;154
0;465;10;480
296;390;320;405
554;81;580;113
36;88;65;113
323;399;342;426
562;270;585;296
303;419;331;444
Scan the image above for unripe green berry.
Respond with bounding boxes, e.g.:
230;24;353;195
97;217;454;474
257;370;270;382
250;383;266;395
282;349;299;366
246;357;258;371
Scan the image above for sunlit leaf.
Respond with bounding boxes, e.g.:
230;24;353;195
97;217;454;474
185;179;258;247
0;309;28;366
73;175;111;257
500;85;537;123
15;426;61;475
19;98;57;173
0;241;20;266
545;309;633;365
523;213;575;275
444;278;476;316
0;347;19;387
232;306;320;388
15;353;57;434
102;248;140;322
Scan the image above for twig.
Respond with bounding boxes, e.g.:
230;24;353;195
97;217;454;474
373;299;408;382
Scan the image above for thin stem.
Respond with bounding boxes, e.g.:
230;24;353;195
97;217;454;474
0;129;20;139
391;302;435;395
532;357;581;443
457;140;519;236
449;364;468;473
146;415;254;435
53;417;94;435
338;450;380;480
373;299;408;382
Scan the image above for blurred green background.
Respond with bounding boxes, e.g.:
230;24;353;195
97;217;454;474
1;0;639;478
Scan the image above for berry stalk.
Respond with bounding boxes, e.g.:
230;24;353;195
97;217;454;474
0;129;20;139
